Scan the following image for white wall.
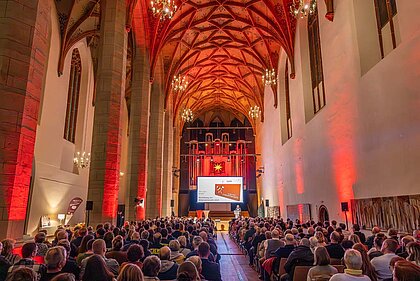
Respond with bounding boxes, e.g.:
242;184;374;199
28;1;95;235
259;1;420;224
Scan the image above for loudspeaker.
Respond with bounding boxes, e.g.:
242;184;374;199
265;199;269;207
86;201;93;211
341;202;349;212
170;200;175;208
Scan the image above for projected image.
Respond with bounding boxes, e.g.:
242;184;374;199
197;177;243;203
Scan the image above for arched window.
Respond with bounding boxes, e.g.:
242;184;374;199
374;0;398;58
308;9;325;114
64;49;82;143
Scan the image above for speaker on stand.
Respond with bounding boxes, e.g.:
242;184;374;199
86;201;93;227
341;202;349;230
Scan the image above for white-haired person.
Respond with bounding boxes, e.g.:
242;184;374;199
330;249;371;281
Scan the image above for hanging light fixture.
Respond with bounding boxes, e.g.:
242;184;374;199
172;74;188;92
73;151;91;169
262;68;277;86
290;0;317;19
181;108;194;123
151;0;178;20
248;105;261;120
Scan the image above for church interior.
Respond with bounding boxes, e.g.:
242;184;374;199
0;0;420;280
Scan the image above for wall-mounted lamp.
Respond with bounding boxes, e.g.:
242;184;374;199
172;167;180;177
134;197;144;208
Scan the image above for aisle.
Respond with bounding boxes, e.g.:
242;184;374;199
216;231;260;281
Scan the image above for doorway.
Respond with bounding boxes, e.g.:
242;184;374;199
319;205;329;223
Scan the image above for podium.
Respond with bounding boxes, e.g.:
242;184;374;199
234;209;241;219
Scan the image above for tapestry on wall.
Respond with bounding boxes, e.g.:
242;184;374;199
267;206;280;218
351;194;420;233
286;204;311;223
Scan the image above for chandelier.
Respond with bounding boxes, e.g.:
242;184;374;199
262;68;277;86
181;108;194;123
73;151;90;169
172;74;188;92
290;0;317;18
248;105;261;120
151;0;178;20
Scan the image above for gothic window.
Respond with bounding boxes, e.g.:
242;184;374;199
308;9;326;114
64;49;82;143
374;0;398;58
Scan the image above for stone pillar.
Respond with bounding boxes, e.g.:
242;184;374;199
172;125;181;216
161;109;174;217
0;0;50;239
125;45;151;221
88;0;127;226
146;75;165;218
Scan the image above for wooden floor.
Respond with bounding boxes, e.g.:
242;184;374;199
216;231;260;281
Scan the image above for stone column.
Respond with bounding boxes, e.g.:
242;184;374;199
0;0;50;239
125;44;151;221
161;109;174;217
88;0;127;226
172;125;181;216
146;74;165;218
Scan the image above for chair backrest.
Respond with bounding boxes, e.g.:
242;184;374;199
279;258;287;276
332;265;345;273
330;258;342;265
293;266;312;281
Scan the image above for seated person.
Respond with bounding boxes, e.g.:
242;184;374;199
326;231;345;259
199;242;221;281
40;247;68;281
158;246;178;280
281;238;314;281
371;239;398;281
330;249;371;281
307;246;338;281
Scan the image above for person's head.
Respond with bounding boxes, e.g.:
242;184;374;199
117;264;144;281
309;236;318;252
141;230;149;240
330;231;340;243
22;242;37;259
315;231;325;243
176;261;200;281
393;260;420;281
131;232;141;241
307;227;315;235
343;249;363;270
406;241;420;263
78;228;87;238
186;256;202;273
401;236;415;247
82;254;114;281
57;239;71;258
341;240;354;250
104;232;114;248
169;240;181;252
112;235;124;251
271;229;280;239
199;231;208;242
50;273;76;281
352;224;361;232
92;239;106;256
6;267;37;281
300;238;310;247
79;235;94;254
313;246;330;266
139;239;149;251
142;255;161;277
192;236;203;249
153;232;162;244
159;246;170;261
1;239;15;255
388;228;398;239
284;234;295;245
178;236;187;248
45;247;66;271
127;244;144;262
349;234;361;244
198;242;210;258
382;238;398;254
372;226;381;235
56;230;68;241
389;256;405;273
35;232;46;243
374;235;384;250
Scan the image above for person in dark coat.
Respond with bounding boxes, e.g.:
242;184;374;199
157;246;178;280
325;231;345;259
281;238;314;281
199;242;221;281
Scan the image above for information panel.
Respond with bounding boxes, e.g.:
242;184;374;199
197;176;243;203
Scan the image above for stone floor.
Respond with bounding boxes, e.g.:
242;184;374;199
216;231;260;281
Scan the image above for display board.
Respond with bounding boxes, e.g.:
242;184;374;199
197;176;243;203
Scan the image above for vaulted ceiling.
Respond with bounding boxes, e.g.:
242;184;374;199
147;0;297;122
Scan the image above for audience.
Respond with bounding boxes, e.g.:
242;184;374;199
0;215;419;281
330;249;371;281
307;246;337;281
